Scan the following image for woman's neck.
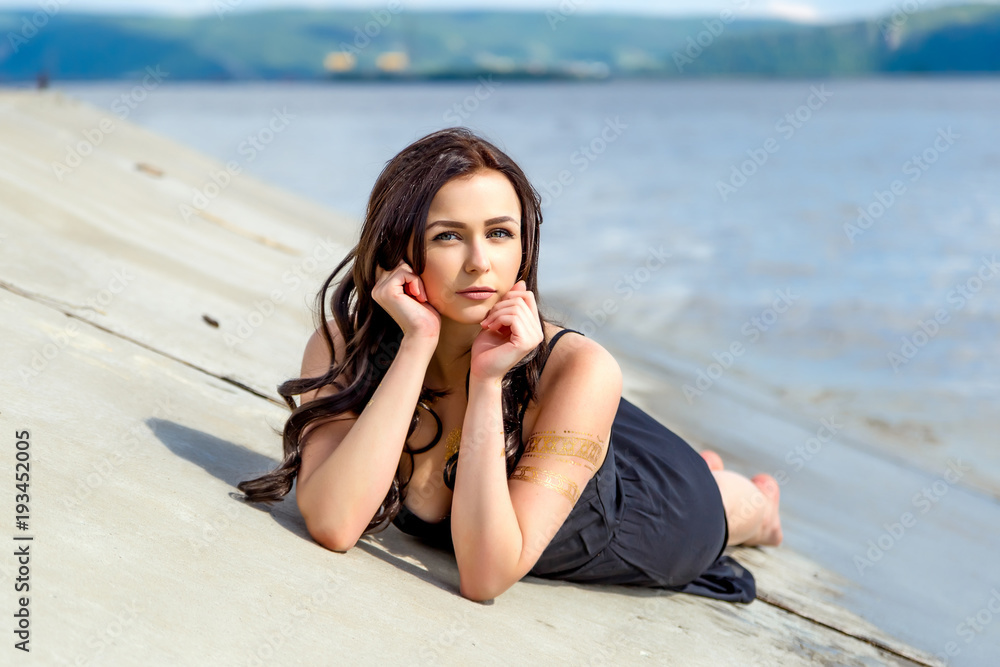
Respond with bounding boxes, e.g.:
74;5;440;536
424;318;481;389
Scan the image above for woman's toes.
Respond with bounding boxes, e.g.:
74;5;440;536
751;474;784;547
751;473;779;500
700;450;725;472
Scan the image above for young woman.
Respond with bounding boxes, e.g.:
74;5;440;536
238;128;781;603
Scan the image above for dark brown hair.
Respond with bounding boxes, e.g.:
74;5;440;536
237;128;550;534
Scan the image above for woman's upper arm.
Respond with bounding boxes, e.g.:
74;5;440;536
298;320;346;406
508;338;623;577
295;321;359;496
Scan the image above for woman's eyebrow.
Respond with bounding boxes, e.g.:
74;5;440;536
427;216;517;231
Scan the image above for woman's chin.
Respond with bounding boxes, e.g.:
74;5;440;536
439;309;490;327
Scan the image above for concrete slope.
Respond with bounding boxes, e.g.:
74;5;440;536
0;90;940;666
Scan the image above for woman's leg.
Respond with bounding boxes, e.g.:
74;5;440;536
711;468;783;547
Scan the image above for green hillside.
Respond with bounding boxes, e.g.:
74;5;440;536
0;5;998;82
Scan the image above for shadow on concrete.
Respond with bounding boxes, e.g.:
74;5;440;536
146;417;472;593
356;530;468;598
147;418;279;488
148;418;690;604
146;417;311;540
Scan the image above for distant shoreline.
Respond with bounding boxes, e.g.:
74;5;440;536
6;71;1000;88
2;4;999;82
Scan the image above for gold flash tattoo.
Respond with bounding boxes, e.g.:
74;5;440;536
445;428;462;460
444;427;507;460
511;466;580;503
522;452;596;471
523;431;604;468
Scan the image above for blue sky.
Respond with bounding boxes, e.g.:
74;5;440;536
0;0;995;23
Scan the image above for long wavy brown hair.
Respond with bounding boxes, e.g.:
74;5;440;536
237;127;552;535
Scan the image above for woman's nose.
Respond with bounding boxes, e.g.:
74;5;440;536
465;239;491;273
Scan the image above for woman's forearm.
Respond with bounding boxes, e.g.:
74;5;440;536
298;336;435;549
451;377;524;600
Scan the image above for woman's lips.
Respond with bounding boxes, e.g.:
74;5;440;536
458;289;495;300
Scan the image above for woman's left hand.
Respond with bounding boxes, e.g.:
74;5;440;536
471;280;544;381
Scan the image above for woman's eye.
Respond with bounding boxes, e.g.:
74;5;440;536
433;229;514;241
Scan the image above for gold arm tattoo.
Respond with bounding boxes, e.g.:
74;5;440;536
510;466;580;503
521;451;596;471
523;431;604;468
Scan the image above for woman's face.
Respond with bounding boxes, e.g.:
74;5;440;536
417;169;523;324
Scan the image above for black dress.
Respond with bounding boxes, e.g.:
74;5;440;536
392;328;756;603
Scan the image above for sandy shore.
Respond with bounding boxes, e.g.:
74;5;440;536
0;89;942;665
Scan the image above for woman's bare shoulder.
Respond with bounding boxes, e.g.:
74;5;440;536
538;323;622;396
299;319;352;406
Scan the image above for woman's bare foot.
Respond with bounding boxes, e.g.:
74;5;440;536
746;474;783;547
700;450;725;472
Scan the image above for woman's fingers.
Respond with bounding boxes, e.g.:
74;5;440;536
481;300;542;350
370;260;440;339
405;275;422;301
481;282;537;329
480;301;522;329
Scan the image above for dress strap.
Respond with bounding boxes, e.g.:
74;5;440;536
548;328;583;351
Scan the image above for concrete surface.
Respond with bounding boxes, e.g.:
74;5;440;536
0;90;943;666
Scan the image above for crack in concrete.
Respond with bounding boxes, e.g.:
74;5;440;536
758;590;941;667
0;278;284;408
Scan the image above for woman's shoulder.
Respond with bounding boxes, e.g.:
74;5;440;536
543;323;619;366
302;319;346;372
299;318;352;406
537;323;622;396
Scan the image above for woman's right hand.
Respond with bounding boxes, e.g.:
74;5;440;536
372;261;441;344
